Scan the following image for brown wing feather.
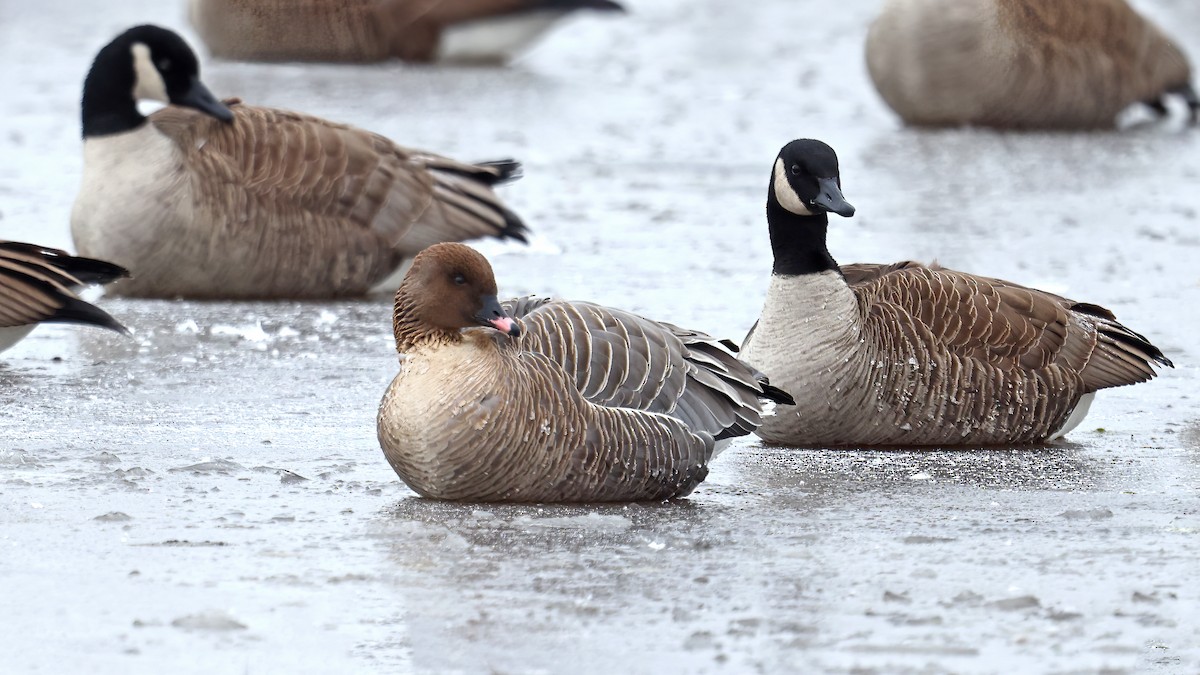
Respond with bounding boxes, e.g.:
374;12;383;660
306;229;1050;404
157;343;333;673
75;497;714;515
150;101;524;254
505;296;781;440
855;264;1170;392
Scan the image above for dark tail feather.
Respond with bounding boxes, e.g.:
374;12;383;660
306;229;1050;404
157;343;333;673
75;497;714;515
46;296;130;336
759;381;795;406
474;159;523;186
496;206;530;243
1171;83;1199;125
536;0;625;12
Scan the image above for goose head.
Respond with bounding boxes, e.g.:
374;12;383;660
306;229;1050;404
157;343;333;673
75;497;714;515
83;25;232;136
397;243;520;338
769;139;855;218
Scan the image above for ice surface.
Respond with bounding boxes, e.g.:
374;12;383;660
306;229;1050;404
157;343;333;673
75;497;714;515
1;0;1199;673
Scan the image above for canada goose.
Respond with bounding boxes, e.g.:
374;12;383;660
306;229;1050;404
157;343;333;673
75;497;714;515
738;139;1173;447
70;25;528;300
377;243;794;502
189;0;625;65
865;0;1200;129
0;241;129;353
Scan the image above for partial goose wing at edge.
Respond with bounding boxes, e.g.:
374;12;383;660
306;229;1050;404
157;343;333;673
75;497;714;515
0;243;128;333
504;296;790;442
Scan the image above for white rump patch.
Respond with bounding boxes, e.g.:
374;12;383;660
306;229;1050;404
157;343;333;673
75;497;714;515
131;43;168;103
438;12;563;63
1048;392;1095;441
0;325;37;353
772;158;813;216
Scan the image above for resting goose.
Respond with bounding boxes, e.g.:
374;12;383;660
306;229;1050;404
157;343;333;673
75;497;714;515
865;0;1199;129
0;241;129;353
739;139;1173;447
377;243;794;502
70;25;528;300
190;0;625;65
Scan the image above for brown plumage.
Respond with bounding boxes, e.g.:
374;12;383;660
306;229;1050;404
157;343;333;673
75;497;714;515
377;243;792;502
740;139;1172;447
70;25;528;300
189;0;624;64
865;0;1199;129
0;241;129;353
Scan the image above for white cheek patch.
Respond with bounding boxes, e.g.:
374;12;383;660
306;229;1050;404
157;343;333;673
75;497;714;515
772;158;813;216
131;43;169;103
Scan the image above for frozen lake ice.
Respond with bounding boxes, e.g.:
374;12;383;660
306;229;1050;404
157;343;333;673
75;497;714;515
1;0;1199;673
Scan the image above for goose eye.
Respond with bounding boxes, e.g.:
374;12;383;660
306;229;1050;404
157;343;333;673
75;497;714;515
452;273;466;286
789;164;801;176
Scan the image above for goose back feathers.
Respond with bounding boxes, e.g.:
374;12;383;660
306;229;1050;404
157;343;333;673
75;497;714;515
378;243;791;502
865;0;1199;129
740;140;1172;447
71;26;527;300
0;242;129;353
189;0;625;64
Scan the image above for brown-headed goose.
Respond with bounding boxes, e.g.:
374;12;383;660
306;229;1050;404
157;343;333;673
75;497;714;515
0;241;129;353
189;0;625;65
70;25;528;300
738;139;1172;447
377;243;794;502
865;0;1199;129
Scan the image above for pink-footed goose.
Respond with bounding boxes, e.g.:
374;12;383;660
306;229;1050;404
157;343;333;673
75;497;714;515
0;241;129;353
738;139;1172;447
70;25;527;300
377;243;794;502
865;0;1199;129
189;0;625;65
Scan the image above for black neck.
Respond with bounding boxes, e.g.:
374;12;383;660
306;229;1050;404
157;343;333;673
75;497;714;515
81;44;146;138
766;194;839;276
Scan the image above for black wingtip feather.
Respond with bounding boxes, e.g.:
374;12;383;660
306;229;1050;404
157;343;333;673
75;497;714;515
1100;327;1173;369
475;159;523;185
759;382;795;406
497;206;531;244
538;0;625;12
47;296;130;336
0;241;130;287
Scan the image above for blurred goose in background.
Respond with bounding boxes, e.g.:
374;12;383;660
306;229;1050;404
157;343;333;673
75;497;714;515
70;25;528;300
739;139;1173;447
377;243;794;502
866;0;1199;129
0;242;129;353
189;0;625;65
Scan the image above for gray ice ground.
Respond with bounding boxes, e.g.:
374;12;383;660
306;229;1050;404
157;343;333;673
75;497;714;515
1;1;1199;673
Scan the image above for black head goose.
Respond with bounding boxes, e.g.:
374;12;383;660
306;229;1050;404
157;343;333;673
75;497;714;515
865;0;1199;129
377;243;793;502
189;0;625;65
738;139;1173;447
70;25;529;300
0;242;129;353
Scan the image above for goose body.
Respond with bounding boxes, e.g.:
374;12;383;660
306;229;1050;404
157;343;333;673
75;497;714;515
0;241;129;353
740;140;1172;447
70;25;527;300
865;0;1199;129
377;244;792;502
188;0;625;65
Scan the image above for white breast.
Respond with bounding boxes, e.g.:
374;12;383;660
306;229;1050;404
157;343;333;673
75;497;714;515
740;271;863;441
70;124;189;264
